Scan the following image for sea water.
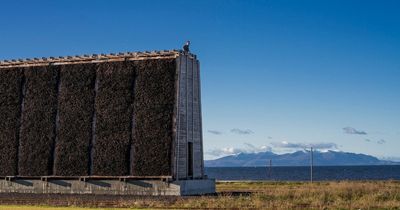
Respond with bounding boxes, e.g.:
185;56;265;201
205;165;400;181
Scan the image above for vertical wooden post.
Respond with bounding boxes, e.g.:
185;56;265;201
88;67;99;176
175;56;181;181
50;65;61;175
16;70;26;176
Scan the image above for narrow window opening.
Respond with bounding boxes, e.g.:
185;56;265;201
188;142;193;177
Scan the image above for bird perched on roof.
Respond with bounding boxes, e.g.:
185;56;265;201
183;41;190;53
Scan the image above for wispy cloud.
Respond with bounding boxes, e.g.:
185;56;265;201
231;128;254;135
207;147;244;157
343;127;367;135
268;136;273;139
380;156;400;162
244;143;272;153
271;141;338;150
377;139;386;144
208;130;222;135
207;143;271;157
365;138;387;145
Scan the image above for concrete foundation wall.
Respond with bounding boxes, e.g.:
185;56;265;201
175;179;215;195
0;178;214;196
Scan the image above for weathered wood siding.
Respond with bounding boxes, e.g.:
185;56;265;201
175;54;204;179
193;59;203;177
176;55;187;179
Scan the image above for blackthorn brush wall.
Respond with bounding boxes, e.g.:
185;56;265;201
0;51;203;180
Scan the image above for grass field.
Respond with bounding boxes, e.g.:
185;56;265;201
0;181;400;209
0;207;129;210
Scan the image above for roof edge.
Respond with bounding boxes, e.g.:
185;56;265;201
0;50;196;69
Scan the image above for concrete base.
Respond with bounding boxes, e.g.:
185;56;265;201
174;179;216;195
0;178;215;196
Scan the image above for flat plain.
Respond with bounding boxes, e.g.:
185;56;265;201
0;181;400;209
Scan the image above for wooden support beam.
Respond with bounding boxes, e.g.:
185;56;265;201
0;50;181;69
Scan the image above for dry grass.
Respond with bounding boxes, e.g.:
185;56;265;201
0;206;134;210
208;180;400;209
1;181;399;209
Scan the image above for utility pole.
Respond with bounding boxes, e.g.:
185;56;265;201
310;147;313;183
268;159;272;178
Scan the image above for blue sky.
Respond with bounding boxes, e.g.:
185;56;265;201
1;0;399;160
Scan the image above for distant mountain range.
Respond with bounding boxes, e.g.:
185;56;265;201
205;150;399;167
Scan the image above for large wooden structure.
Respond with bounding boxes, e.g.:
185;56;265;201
0;50;209;193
